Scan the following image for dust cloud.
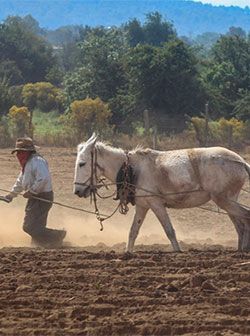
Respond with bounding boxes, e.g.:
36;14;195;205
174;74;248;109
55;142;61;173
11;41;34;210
49;207;168;247
0;204;30;246
0;200;237;248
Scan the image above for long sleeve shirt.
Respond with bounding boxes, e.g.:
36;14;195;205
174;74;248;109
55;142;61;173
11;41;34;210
11;154;53;197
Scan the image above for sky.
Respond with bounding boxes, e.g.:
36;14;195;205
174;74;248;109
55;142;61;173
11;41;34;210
193;0;250;7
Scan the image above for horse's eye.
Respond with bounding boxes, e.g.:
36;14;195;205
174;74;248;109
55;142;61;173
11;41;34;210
79;162;86;168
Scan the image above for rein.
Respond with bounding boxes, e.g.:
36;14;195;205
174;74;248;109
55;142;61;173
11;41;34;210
90;148;105;231
74;148;105;230
89;148;137;229
75;147;136;230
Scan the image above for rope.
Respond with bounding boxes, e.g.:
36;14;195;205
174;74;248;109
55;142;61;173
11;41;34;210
95;180;250;219
2;155;250;228
0;187;108;218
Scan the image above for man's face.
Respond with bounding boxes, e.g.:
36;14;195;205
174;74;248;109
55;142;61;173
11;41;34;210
16;151;31;164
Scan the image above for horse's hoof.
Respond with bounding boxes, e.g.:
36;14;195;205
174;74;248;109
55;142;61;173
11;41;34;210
120;252;133;260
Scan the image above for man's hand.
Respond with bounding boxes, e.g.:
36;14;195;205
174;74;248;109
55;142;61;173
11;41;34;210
0;194;13;203
23;191;35;199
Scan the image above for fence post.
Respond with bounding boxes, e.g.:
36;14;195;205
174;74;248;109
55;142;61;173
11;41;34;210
28;109;34;138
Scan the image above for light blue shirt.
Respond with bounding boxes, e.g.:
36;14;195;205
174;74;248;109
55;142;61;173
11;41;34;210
11;154;53;196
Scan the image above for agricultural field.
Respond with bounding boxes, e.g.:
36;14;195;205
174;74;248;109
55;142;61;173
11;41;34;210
0;147;250;335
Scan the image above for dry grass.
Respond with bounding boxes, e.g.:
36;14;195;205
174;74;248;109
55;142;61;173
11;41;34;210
104;130;197;151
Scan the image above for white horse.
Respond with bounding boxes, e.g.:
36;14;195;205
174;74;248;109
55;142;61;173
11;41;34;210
74;133;250;252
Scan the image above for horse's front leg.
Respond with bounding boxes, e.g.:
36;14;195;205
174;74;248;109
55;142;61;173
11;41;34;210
126;205;149;253
150;202;181;252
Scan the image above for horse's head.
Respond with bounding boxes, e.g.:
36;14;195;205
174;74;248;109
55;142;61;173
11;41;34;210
74;133;98;198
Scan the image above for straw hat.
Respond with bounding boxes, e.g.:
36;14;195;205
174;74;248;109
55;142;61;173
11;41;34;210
11;137;38;154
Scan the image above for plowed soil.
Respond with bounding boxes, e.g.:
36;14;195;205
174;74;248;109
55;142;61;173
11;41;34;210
0;147;250;335
0;248;249;335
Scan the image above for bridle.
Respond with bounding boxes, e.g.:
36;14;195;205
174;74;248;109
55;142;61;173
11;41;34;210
74;147;106;230
74;147;103;188
74;145;134;230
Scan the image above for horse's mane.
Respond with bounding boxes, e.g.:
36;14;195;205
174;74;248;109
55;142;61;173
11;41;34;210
130;147;159;156
96;141;124;155
97;141;159;158
78;139;160;160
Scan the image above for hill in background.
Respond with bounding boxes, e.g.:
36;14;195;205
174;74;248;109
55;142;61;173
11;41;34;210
0;0;250;36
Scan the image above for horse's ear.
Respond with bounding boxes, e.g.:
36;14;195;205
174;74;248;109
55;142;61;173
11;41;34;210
86;132;98;149
77;144;84;152
86;132;97;144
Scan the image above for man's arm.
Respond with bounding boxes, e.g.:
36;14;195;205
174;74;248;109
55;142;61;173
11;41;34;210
4;172;24;202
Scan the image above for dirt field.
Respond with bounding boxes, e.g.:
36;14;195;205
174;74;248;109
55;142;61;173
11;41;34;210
0;147;250;335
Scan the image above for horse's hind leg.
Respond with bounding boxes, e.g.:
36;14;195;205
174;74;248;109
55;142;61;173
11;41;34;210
150;203;181;252
242;224;250;251
212;195;250;251
228;214;244;250
126;205;148;253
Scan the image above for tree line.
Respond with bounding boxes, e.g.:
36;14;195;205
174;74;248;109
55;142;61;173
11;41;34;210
0;13;249;141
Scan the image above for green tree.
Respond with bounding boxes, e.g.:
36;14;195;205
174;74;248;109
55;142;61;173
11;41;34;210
212;35;250;88
143;12;176;46
125;12;176;47
202;34;250;118
227;26;247;39
0;78;12;116
64;27;126;104
0;60;23;85
125;18;145;47
125;40;203;123
234;91;250;121
0;16;57;84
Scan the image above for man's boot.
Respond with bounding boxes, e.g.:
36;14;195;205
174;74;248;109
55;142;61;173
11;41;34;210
46;229;67;248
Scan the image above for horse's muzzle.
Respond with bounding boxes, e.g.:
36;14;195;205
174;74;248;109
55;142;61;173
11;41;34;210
74;186;91;198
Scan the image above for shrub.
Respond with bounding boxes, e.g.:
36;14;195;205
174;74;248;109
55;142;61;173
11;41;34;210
22;82;64;113
189;116;247;148
8;105;31;137
69;97;112;140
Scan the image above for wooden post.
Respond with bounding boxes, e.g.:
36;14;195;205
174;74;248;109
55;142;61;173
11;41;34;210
28;109;33;138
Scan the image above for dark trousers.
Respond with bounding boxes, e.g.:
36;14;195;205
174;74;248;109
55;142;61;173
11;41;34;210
23;191;64;246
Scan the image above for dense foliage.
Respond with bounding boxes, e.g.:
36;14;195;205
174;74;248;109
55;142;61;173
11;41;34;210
0;12;249;145
0;17;56;86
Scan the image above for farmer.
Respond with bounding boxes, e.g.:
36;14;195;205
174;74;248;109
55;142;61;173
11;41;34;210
4;137;66;248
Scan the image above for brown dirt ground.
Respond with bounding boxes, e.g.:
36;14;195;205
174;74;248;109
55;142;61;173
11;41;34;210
0;147;250;335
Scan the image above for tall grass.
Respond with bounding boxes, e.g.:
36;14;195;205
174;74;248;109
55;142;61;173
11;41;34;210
33;110;76;146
